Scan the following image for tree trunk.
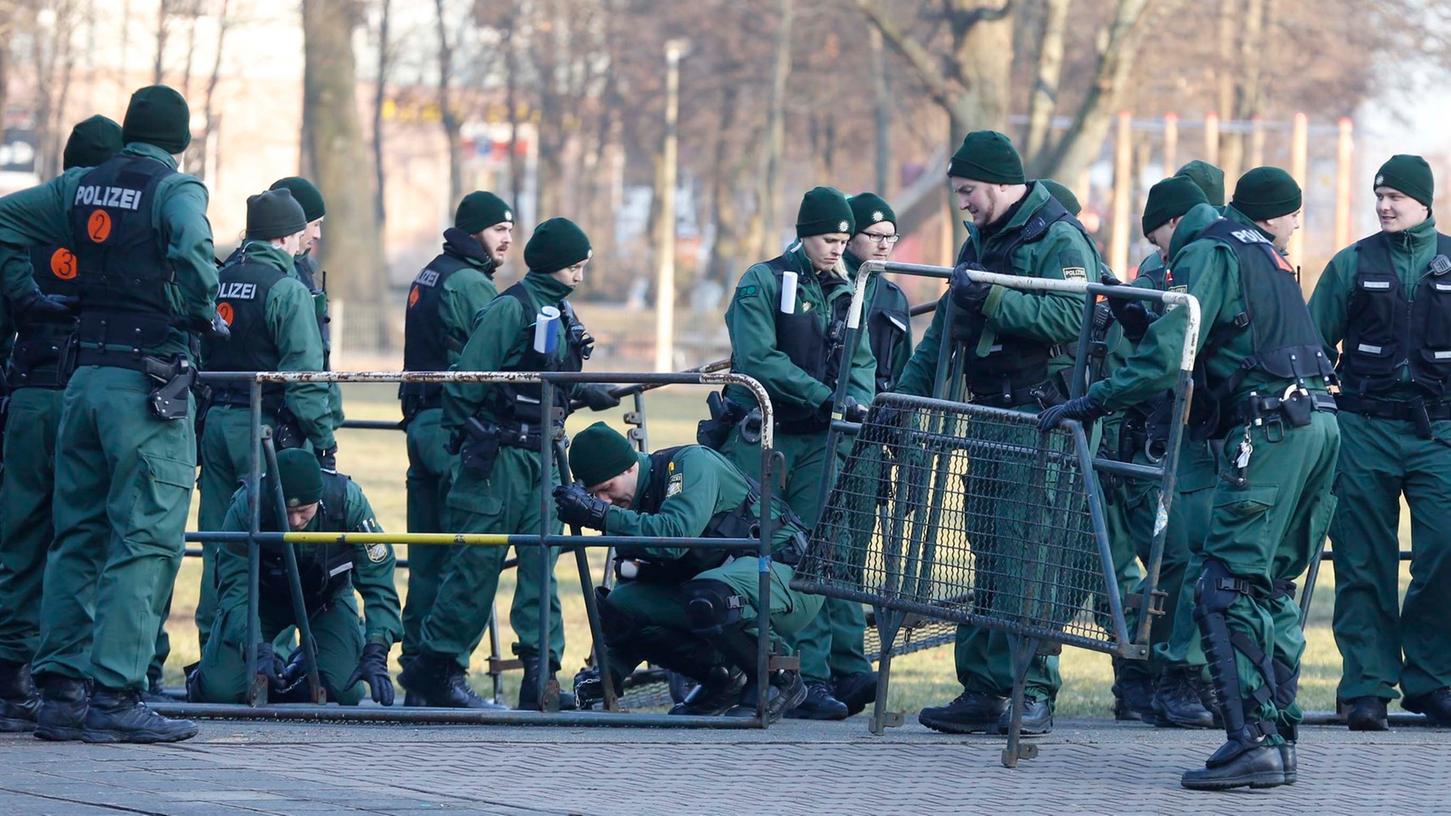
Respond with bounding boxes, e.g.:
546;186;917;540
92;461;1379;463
371;0;389;224
153;0;169;85
502;12;524;215
302;0;387;349
1023;0;1071;171
0;17;9;149
755;0;793;259
870;26;891;194
433;0;462;207
194;0;230;183
950;1;1013;132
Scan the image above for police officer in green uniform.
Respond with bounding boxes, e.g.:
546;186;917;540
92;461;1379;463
910;132;1092;737
559;422;821;721
715;186;877;719
1043;167;1339;790
268;177;344;429
0;85;220;743
1310;155;1451;730
399;217;618;709
194;188;338;650
0;116;122;732
190;449;400;705
399;192;513;705
790;191;911;719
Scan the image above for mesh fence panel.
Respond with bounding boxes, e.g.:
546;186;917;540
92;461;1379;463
794;393;1121;653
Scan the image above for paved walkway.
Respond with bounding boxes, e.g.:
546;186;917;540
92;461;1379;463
1;715;1446;815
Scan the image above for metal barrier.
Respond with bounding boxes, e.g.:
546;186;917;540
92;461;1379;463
158;369;789;729
792;260;1202;766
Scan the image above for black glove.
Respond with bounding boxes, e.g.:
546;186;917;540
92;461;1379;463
553;482;610;530
13;288;77;321
1037;395;1107;432
205;312;231;341
254;642;288;693
578;383;620;411
345;642;395;706
840;395;870;424
950;262;993;314
315;445;338;473
1099;273;1154;342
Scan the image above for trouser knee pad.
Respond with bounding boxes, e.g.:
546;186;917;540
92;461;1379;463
682;579;746;638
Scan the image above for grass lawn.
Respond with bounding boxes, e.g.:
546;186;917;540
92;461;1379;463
161;383;1388;716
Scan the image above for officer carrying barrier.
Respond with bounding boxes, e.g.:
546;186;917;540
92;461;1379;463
153;368;793;729
792;261;1203;767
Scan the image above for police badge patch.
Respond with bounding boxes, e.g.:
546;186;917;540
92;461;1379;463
1062;267;1087;280
367;542;388;563
666;472;684;497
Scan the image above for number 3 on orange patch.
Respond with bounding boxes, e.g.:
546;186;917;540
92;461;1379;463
217;302;235;326
87;209;112;243
50;248;78;280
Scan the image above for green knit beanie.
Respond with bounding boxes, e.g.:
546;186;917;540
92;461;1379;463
524;217;592;274
121;85;192;154
276;448;323;508
245;188;308;241
1038;179;1081;216
796;186;855;238
455;191;514;233
1231;167;1302;222
63;115;123;171
1175;160;1226;207
1375;154;1434;208
569;422;639;488
848;192;896;232
948;130;1025;184
269;177;326;222
1142;176;1208;235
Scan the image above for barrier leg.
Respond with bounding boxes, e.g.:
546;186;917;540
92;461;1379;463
868;610;905;735
1001;634;1041;768
262;433;326;704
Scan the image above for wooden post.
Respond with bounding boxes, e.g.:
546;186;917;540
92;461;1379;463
1335;117;1354;250
653;40;687;372
1289;111;1308;266
1249;116;1266;168
1110;111;1133;276
1204;111;1220;165
1163;113;1179;178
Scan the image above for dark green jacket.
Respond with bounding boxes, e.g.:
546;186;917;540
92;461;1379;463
845;250;913;392
216;479;401;647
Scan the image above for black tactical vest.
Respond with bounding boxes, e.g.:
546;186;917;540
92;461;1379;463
489;283;588;425
67;154;176;342
205;249;291;404
293;253;330;369
960;194;1091;396
1193;218;1335;435
1339;231;1451;397
8;244;81;388
753;254;853;431
866;277;910;393
260;470;354;605
400;251;474;414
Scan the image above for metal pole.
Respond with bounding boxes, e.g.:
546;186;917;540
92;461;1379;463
1204;110;1221;165
654;39;686;373
809;258;873;527
536;379;556;711
262;433;326;703
1289;111;1309;269
1162;112;1178;178
1109;110;1133;278
753;449;780;729
245;378;264;705
1334;117;1354;254
553;441;619;711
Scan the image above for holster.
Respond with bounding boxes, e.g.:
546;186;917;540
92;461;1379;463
272;404;306;449
696;391;748;450
142;356;195;422
450;416;502;479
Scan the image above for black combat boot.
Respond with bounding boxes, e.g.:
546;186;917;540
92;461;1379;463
1151;666;1216;729
1345;696;1389;731
725;670;807;723
399;653;504;709
33;674;89;741
669;666;746;716
81;687;197;743
1111;657;1155;722
918;690;1007;734
0;660;40;733
1181;737;1286;790
517;653;562;712
1402;687;1451;726
997;695;1053;736
786;680;849;721
142;662;168;703
833;671;878;717
1279;723;1297;785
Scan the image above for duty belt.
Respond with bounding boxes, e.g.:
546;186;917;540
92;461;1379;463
1335;393;1451;422
494;419;561;449
969;380;1063;410
1232;390;1337;432
209;385;285;409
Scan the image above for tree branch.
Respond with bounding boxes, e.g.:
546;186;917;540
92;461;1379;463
852;0;959;112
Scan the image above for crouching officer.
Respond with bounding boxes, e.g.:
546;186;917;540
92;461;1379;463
560;422;821;722
195;188;337;648
399;217;618;710
190;449;400;705
0;115;122;732
1042;167;1339;790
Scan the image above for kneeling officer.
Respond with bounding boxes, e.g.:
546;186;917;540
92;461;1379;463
557;422;823;722
189;449;401;705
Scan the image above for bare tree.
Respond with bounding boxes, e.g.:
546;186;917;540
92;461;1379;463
753;0;792;259
371;0;390;224
1022;0;1070;163
153;0;173;84
433;0;463;206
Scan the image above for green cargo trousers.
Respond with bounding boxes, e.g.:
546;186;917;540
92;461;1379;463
1098;417;1148;667
1202;411;1339;738
722;425;869;685
604;558;823;681
192;587;366;704
31;366;196;691
420;446;564;668
1152;440;1219;672
1330;412;1451;701
0;387;65;664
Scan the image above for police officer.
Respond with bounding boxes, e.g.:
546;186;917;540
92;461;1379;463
399;192;513;704
399;217;618;710
1310;155;1451;730
0;116;122;732
0;85;220;743
195;188;338;650
268;177;344;429
190;449;400;705
559;422;821;721
909;131;1092;737
790;191;911;719
715;186;877;719
1043;167;1339;790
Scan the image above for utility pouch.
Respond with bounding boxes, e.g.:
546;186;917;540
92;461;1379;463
456;416;502;478
1281;390;1314;428
272;404;306;449
696;391;746;450
143;356;195;422
1411;397;1434;439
